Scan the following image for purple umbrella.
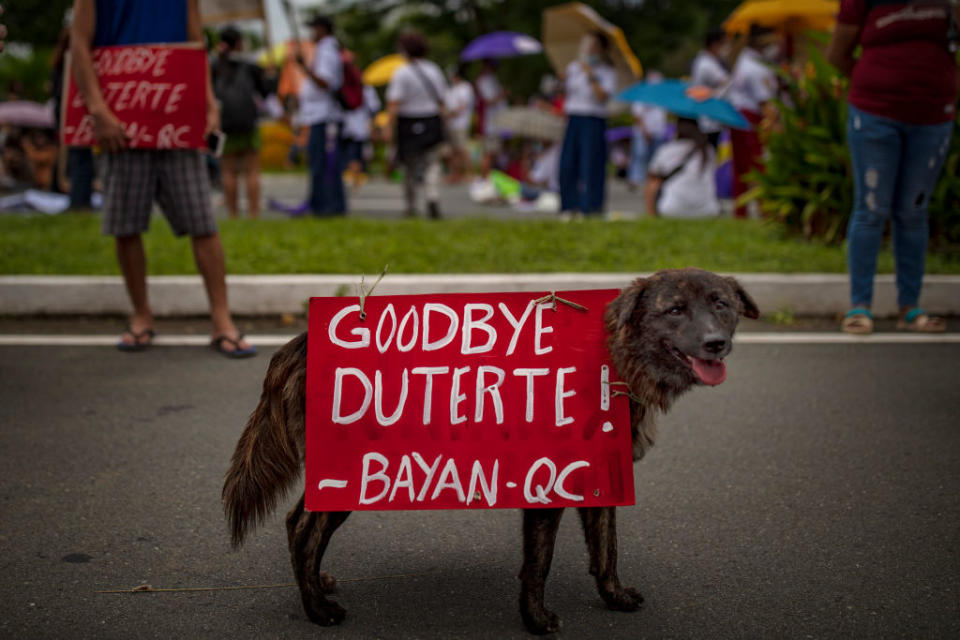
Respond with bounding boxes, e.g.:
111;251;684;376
0;101;55;129
605;126;632;143
461;31;542;61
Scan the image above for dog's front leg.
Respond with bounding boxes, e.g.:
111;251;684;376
578;506;643;612
286;494;351;626
518;507;564;634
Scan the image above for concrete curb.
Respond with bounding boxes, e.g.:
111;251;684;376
2;273;959;318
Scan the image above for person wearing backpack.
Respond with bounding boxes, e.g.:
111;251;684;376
212;26;272;219
295;14;346;216
643;118;720;218
385;31;449;219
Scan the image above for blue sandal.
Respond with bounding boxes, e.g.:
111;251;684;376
117;326;155;352
897;308;946;333
841;307;873;335
210;333;258;359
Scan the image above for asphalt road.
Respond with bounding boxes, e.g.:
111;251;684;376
0;341;958;639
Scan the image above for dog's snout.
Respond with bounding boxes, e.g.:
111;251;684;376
702;333;729;355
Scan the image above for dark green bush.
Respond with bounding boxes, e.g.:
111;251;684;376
741;46;960;247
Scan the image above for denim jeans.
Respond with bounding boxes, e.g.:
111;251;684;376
627;130;657;188
307;122;346;216
559;115;607;214
846;105;953;308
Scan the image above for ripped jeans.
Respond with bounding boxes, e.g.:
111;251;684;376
846;105;953;308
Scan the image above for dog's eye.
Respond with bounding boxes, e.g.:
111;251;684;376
667;306;685;316
715;300;729;310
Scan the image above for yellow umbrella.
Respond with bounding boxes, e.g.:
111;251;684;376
542;2;642;90
363;54;407;87
256;41;289;67
724;0;839;34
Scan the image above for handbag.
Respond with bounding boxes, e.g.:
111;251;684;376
396;61;447;160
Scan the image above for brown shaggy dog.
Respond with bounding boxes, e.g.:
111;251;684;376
223;268;759;634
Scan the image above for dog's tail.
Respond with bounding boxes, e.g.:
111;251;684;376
222;332;308;548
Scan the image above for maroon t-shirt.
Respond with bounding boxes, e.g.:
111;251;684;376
838;0;958;124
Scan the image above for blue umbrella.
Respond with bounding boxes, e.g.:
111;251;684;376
618;79;751;130
461;31;543;61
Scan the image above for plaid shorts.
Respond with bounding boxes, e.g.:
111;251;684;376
101;149;216;237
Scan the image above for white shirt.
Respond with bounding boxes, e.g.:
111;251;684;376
631;102;667;141
386;59;448;118
729;48;776;114
298;36;343;125
476;71;505;134
649;139;720;218
690;50;731;134
563;60;617;118
445;79;475;132
342;86;381;141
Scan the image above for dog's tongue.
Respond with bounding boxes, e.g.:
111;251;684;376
689;357;727;386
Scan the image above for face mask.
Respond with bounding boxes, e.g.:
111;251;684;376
578;37;595;61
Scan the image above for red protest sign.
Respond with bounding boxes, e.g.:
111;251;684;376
62;45;207;149
304;290;635;512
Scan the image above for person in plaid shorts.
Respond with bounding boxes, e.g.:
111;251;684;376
70;0;255;357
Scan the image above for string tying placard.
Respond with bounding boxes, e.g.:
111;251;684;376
356;265;389;321
607;381;643;404
532;291;588;313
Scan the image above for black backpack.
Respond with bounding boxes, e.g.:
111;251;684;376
214;59;258;134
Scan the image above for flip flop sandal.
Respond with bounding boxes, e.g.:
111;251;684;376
897;308;946;333
841;308;873;335
210;333;258;359
116;327;156;352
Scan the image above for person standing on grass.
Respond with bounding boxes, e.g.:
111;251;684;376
385;31;448;219
212;26;272;219
294;14;345;216
70;0;255;358
558;31;617;218
828;0;959;335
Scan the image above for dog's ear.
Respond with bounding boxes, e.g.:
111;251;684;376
725;277;760;319
608;278;648;328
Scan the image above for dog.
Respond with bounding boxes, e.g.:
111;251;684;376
222;268;759;634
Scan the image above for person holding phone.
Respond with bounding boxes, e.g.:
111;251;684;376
827;0;959;334
70;0;255;357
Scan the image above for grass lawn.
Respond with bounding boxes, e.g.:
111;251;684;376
2;213;958;275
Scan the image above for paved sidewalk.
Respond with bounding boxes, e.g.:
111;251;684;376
224;171;647;221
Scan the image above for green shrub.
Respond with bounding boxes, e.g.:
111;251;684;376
741;46;960;247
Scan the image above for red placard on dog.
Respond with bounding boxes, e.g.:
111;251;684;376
305;290;635;512
62;44;207;149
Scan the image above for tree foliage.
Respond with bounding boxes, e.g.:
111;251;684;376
3;0;72;49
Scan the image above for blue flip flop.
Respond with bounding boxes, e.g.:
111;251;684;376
117;327;155;352
210;333;258;359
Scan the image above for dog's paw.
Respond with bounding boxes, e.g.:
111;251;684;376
603;586;644;612
521;608;561;635
303;598;346;626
